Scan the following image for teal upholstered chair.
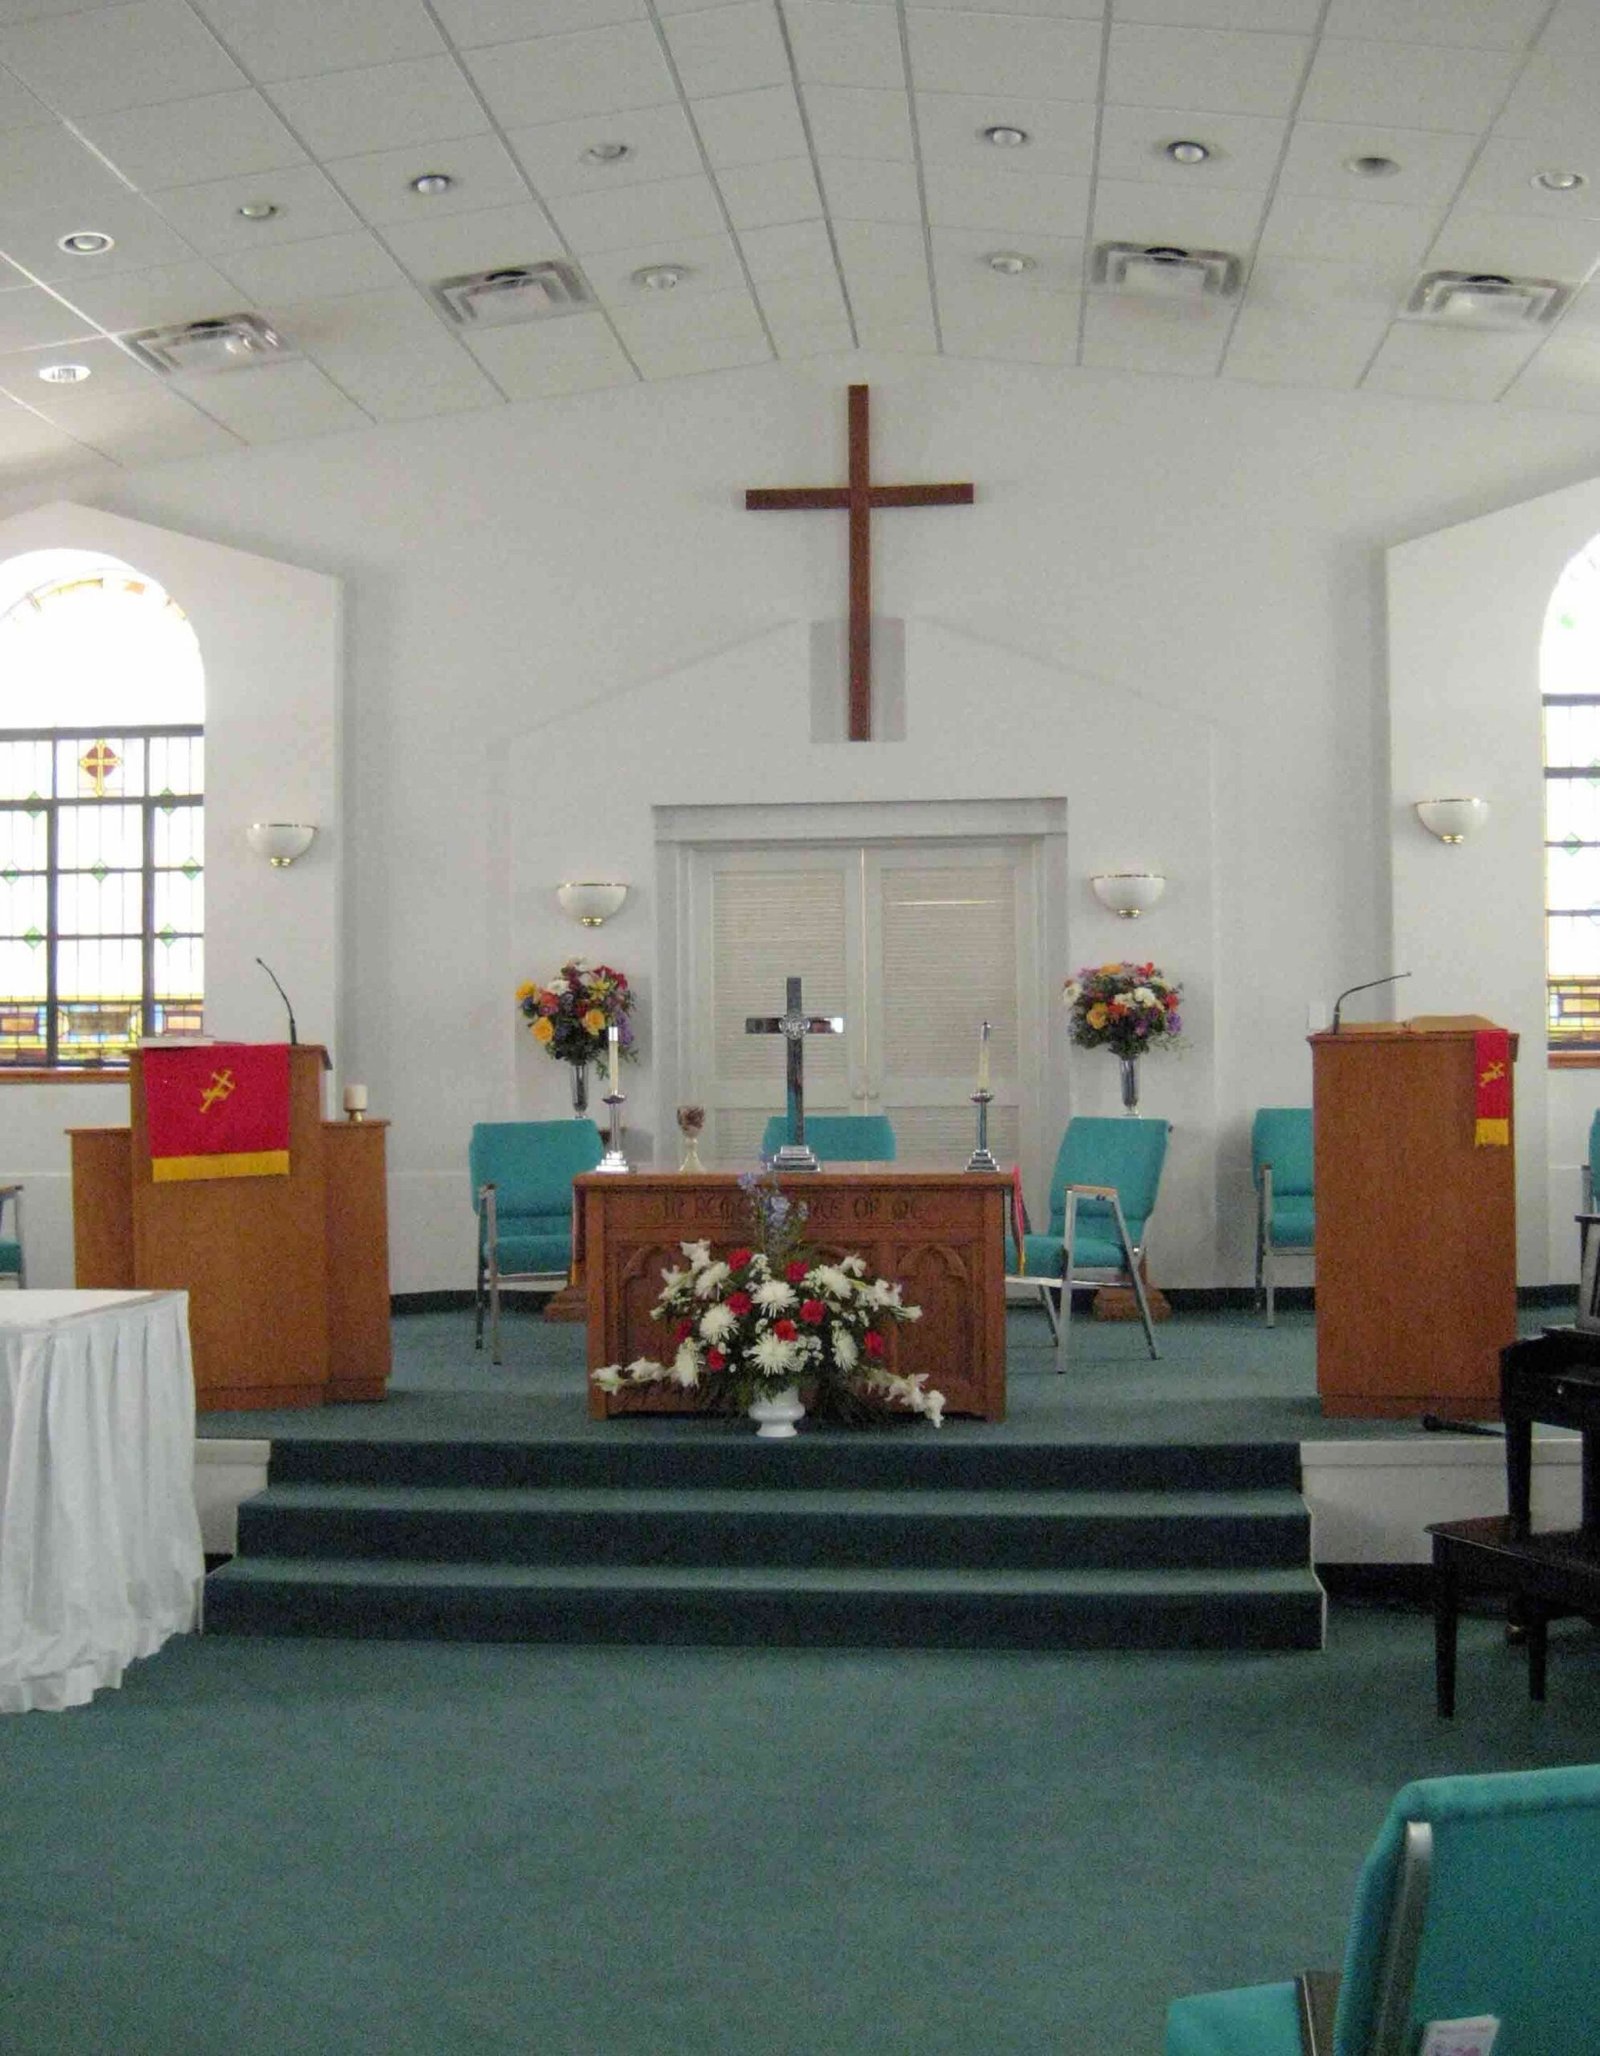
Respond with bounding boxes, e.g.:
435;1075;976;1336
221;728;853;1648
470;1121;603;1363
1252;1108;1314;1327
1004;1117;1169;1369
0;1182;22;1288
1582;1110;1600;1211
759;1113;896;1163
1165;1763;1600;2056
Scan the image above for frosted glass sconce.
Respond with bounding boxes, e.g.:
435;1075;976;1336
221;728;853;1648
557;881;629;927
1414;798;1489;845
1090;872;1166;918
247;822;317;867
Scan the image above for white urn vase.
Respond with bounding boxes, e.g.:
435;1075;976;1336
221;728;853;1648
748;1385;806;1439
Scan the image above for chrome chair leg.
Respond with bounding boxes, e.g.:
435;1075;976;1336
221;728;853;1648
1110;1195;1160;1360
1054;1194;1077;1374
1039;1280;1061;1343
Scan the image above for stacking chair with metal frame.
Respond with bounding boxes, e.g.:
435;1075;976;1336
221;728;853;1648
758;1113;896;1163
1252;1107;1314;1327
470;1120;603;1363
0;1182;23;1288
1004;1116;1170;1369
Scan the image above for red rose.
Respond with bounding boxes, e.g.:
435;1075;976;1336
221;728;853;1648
727;1290;753;1316
799;1299;826;1325
863;1330;886;1360
727;1247;753;1270
785;1260;809;1284
774;1319;798;1341
705;1347;726;1370
673;1318;693;1343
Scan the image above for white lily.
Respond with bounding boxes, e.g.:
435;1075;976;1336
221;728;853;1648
680;1239;711;1269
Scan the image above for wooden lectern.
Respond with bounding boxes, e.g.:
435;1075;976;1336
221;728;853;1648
69;1044;392;1411
1311;1018;1517;1418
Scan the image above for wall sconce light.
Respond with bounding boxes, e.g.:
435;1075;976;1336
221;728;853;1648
1414;798;1489;845
247;821;317;867
557;880;628;927
1090;872;1166;918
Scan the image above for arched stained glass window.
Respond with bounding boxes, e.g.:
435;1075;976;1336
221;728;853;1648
0;551;204;1069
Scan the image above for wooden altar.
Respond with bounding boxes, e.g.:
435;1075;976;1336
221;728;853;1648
578;1169;1010;1420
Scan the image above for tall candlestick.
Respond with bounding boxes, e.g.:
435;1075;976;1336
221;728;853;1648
977;1021;990;1091
607;1022;620;1096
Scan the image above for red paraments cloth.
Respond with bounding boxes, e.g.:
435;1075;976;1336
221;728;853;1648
1474;1028;1511;1147
144;1043;291;1182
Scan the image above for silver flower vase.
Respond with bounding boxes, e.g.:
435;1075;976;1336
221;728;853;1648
1118;1055;1141;1115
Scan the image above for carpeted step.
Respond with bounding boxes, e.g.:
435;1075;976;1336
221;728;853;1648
236;1482;1311;1573
204;1554;1326;1650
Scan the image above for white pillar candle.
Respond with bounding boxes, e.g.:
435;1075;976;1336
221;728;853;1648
607;1023;620;1096
977;1022;990;1091
343;1082;367;1113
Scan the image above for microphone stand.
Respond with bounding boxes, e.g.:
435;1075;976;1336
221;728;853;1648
1331;971;1411;1032
255;957;298;1044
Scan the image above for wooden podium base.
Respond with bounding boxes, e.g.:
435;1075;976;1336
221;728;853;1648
1093;1263;1172;1323
543;1281;587;1323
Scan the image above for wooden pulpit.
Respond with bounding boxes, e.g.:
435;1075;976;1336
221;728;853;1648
69;1044;392;1411
1311;1018;1517;1418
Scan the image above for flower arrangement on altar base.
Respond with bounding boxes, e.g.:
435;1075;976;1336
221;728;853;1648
592;1171;941;1428
516;960;635;1067
1063;961;1182;1058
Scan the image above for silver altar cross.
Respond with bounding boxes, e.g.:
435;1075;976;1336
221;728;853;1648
744;974;845;1171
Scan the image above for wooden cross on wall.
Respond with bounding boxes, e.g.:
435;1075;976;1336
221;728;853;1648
745;385;974;742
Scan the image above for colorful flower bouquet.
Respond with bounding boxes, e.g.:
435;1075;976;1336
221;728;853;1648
516;960;635;1067
1063;961;1182;1059
592;1172;941;1428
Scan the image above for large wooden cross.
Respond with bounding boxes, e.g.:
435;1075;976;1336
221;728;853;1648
745;384;974;742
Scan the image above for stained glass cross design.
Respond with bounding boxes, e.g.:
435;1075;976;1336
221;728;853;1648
744;975;845;1171
77;740;120;796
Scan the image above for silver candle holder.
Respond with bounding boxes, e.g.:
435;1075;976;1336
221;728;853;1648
597;1091;631;1173
965;1088;1000;1173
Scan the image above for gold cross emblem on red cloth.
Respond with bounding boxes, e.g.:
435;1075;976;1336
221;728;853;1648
78;741;121;796
199;1068;236;1113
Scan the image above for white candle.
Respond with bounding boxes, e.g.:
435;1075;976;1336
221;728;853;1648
977;1022;990;1091
343;1082;367;1112
607;1023;620;1096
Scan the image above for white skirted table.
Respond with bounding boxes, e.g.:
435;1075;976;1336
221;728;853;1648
0;1290;205;1714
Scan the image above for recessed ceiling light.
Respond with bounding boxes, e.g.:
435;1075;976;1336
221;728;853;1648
583;141;631;164
38;362;89;383
1344;154;1400;179
1534;169;1587;192
410;173;453;195
1164;140;1211;165
57;231;113;255
633;264;688;290
985;251;1035;276
981;125;1030;148
236;200;279;220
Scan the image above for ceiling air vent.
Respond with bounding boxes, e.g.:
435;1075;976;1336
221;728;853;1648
126;314;292;374
434;263;592;327
1405;270;1569;329
1093;243;1242;298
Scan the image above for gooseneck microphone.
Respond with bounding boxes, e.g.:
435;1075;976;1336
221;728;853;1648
255;957;298;1044
1331;970;1411;1034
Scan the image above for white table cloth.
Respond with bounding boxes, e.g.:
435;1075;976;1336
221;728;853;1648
0;1290;205;1713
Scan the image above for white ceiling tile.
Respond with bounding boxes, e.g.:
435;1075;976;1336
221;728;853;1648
1090;177;1265;251
1081;290;1232;373
190;0;444;83
1257;193;1443;268
656;0;759;11
507;104;704;199
1361;319;1542;402
1242;251;1410;320
62;390;242;465
0;282;96;349
628;328;771;379
1106;24;1311;116
274;286;499;419
0;1;245;114
1276;122;1481;214
660;4;789;96
0;60;51;129
0;393;98;472
610;281;765;349
940;294;1078;364
931;223;1083;292
546;174;726;255
0;125;130;217
431;0;646;45
784;2;905;89
914;93;1097;178
908;12;1103;97
716;157;825;229
692;85;808;168
1299;39;1522;132
925;163;1090;238
216;230;404;305
800;85;912;162
0;333;167;399
1456;138;1600;221
1094;104;1286;189
1494;35;1600;155
909;0;1098;12
1322;0;1548;48
325;135;531;229
379;201;563;282
819;156;922;224
1223;307;1387;388
833;218;927;273
584;230;748;304
463;23;675;126
0;193;200;283
755;269;848;329
168;356;371;441
53;258;253;332
853;310;937;351
457;310;636;399
1112;0;1319;25
78;90;307;190
1424;209;1600;283
1502;332;1600;414
839;262;932;325
736;216;835;283
151;165;362;256
1559;282;1600;330
267;57;490;159
765;313;853;358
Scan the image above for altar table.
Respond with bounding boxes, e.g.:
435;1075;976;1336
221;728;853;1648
0;1290;205;1713
578;1169;1010;1420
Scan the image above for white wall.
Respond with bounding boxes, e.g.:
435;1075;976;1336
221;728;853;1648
4;355;1598;1289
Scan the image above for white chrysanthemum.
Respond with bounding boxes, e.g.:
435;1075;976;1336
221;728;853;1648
832;1329;858;1370
671;1346;701;1387
591;1363;623;1392
1132;986;1156;1006
747;1252;773;1279
693;1261;731;1297
699;1303;737;1341
752;1331;800;1375
680;1240;711;1269
811;1265;853;1298
753;1278;796;1311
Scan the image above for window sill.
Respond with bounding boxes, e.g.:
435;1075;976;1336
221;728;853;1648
0;1068;129;1084
1550;1050;1600;1068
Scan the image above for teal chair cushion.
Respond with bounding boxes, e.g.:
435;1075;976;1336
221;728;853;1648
1164;1981;1300;2055
492;1228;573;1277
760;1113;896;1162
1267;1195;1315;1246
0;1240;18;1277
471;1120;603;1280
1589;1110;1600;1197
1252;1109;1313;1199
